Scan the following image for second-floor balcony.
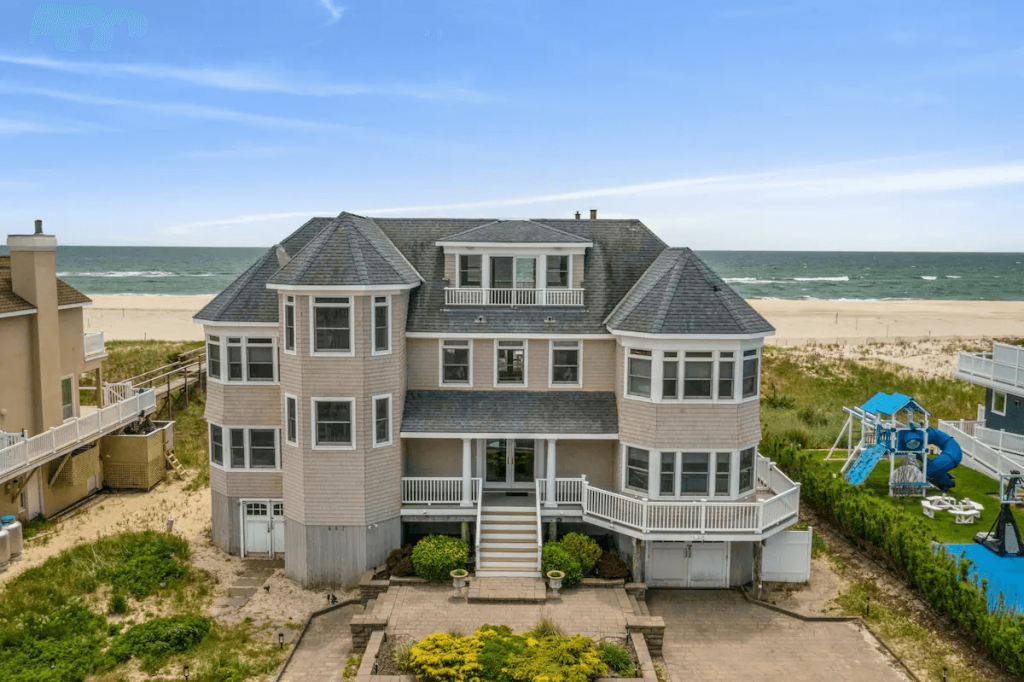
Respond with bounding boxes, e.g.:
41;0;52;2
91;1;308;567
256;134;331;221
444;287;585;307
84;331;106;361
957;342;1024;393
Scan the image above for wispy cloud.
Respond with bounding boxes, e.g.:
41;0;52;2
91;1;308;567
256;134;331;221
319;0;345;24
159;158;1024;233
0;85;364;132
178;146;293;159
0;54;489;102
0;117;110;134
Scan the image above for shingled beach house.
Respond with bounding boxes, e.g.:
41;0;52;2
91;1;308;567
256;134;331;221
195;212;801;587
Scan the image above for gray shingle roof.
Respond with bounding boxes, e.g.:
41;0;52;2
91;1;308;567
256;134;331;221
194;217;333;323
375;218;667;334
0;256;90;315
268;213;422;288
401;390;618;435
437;219;592;244
605;248;774;336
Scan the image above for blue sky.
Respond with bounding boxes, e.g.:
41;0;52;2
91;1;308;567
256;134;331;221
1;0;1023;250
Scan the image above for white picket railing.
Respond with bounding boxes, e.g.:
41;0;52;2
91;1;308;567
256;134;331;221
401;477;481;504
84;331;106;359
444;287;585;307
0;432;25;449
103;381;136;405
961;422;1024;458
0;388;156;480
957;342;1024;391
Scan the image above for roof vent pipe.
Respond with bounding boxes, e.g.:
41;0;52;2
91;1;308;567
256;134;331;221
574;211;581;220
34;220;43;234
589;209;597;220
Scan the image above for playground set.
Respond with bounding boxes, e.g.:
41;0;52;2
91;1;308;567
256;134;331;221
827;391;1023;557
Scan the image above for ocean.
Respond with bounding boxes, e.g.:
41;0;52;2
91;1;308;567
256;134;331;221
2;247;1022;300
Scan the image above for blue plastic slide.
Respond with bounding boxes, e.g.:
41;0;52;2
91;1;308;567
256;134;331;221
844;443;888;485
923;427;962;491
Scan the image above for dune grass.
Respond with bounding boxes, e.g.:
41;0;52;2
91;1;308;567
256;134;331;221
173;396;210;489
80;340;204;405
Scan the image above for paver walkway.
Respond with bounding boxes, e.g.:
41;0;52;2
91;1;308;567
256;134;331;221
278;603;363;682
210;559;281;618
648;590;911;682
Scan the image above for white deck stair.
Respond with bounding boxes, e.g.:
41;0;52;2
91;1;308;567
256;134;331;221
475;506;541;578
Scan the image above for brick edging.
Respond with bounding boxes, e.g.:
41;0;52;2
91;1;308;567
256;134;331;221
737;588;923;682
272;598;362;682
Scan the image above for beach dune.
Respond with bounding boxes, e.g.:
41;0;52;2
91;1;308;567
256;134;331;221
83;295;1024;345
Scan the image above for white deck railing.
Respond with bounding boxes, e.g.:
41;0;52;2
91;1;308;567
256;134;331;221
401;477;481;504
84;331;106;360
444;287;585;307
938;419;1023;476
0;389;156;481
954;421;1024;458
958;342;1024;391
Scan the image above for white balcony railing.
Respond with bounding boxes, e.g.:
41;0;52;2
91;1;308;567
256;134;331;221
84;331;106;360
444;287;584;307
957;342;1024;392
402;477;481;504
0;388;157;481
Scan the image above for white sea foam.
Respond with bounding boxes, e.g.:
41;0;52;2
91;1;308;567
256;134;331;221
920;276;938;280
945;275;961;279
58;271;215;278
723;277;787;284
792;276;849;282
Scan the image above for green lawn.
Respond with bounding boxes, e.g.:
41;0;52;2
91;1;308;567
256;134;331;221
811;450;1024;544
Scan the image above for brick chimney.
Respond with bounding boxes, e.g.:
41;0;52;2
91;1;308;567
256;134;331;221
7;220;63;432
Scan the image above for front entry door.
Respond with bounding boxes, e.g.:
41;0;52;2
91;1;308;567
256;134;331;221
484;439;535;487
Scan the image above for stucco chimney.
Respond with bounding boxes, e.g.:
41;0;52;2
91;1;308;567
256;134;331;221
7;221;62;432
589;209;597;220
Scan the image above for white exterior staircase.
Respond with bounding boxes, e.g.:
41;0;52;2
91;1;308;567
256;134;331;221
475;505;541;578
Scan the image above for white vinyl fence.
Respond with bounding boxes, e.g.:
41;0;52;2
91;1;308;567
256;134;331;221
761;528;813;583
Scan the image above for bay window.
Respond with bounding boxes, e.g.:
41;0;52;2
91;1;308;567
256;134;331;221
210;426;280;470
223;337;277;383
683;352;713;399
680;453;710;495
627;447;759;499
623;347;759;402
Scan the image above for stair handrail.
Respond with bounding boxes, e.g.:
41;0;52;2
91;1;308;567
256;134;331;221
474;477;483;567
535;478;544;572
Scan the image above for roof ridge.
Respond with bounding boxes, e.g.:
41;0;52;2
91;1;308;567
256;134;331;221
195;251;269;321
602;245;671;326
689;252;751;331
342;215;370;283
290;215;343;285
520;219;591;242
648;254;688;333
438;219;502;241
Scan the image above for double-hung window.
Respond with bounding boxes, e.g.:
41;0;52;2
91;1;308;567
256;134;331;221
718;352;734;399
373;395;391;447
739;447;755;494
715;453;731;496
441;340;471;385
230;429;246;468
680;453;710;495
284;296;296;353
496;340;526;385
224;337;276;383
373;296;390;354
551;341;580;386
285;395;298;445
626;447;650;492
61;378;74;420
546;255;569;288
217;427;280;469
249;430;278;468
313;297;351;354
207;336;221;379
742;349;760;399
655;451;733;498
659;452;675;497
662;352;678;399
683;352;713;399
627;349;652;398
227;338;243;380
313;399;354;448
209;425;224;466
459;255;482;287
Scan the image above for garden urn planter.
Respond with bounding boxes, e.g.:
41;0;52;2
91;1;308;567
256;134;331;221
547;570;565;597
451;569;468;596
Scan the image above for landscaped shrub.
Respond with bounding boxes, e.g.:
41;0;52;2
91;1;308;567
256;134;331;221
559;532;602;574
541;541;583;587
108;616;212;672
527;617;565;639
408;632;484;682
387;547;416;577
504;633;607;682
595;551;630;580
597;641;633;675
761;434;1024;674
411;535;469;581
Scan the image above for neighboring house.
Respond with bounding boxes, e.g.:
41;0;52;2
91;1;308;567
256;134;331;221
195;212;802;588
0;221;157;520
945;341;1024;471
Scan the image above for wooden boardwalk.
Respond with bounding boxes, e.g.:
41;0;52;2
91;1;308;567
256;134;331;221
120;346;207;420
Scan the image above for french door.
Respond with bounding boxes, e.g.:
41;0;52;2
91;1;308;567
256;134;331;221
483;439;536;488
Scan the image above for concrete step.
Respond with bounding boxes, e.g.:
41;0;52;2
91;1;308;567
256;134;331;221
480;538;536;546
481;514;536;522
479;555;538;564
480;533;538;541
474;569;543;578
479;548;537;557
481;523;535;531
481;506;534;513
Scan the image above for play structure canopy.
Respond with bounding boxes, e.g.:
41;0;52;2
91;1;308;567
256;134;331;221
859;391;931;417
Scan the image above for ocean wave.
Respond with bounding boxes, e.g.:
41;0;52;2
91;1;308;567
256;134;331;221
945;275;961;279
58;271;215;278
920;276;938;280
723;277;787;284
792;276;850;282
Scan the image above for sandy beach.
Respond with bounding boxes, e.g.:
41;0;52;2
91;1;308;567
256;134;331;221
84;295;1024;346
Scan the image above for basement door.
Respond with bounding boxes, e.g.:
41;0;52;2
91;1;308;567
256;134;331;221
647;541;730;588
242;499;285;557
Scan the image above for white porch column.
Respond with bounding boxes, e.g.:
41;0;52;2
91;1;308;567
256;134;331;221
545;438;557;507
461;438;473;507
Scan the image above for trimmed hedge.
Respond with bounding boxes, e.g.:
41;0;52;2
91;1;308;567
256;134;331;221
761;435;1024;673
560;533;602;573
412;535;469;581
541;542;583;587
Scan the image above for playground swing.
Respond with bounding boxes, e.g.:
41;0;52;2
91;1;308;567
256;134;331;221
825;392;962;498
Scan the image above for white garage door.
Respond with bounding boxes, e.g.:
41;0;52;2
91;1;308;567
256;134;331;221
243;499;285;557
647;542;729;588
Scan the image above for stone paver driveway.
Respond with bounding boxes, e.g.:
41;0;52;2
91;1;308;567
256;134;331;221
278;603;363;682
648;590;911;682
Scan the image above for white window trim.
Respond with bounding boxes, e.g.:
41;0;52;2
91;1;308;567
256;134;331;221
458;253;483;288
372;393;393;448
372;295;392;356
740;349;761;403
219;336;279;385
625;350;654;402
209;423;225;469
210;423;281;471
311;397;356;450
284;393;299;446
681;352;715;402
207;335;223;381
549;339;583;388
439;339;474;387
60;374;75;422
622;444;651;496
283;296;297;355
622;346;757;404
992;390;1007;416
449;248;586;290
620;444;755;501
309;297;354;358
494;339;528;388
545;253;573;290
